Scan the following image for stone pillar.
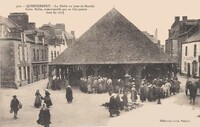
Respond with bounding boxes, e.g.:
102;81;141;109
92;65;102;77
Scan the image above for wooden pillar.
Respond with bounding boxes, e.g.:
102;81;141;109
61;65;65;80
92;65;102;77
64;65;67;80
55;66;59;77
48;65;54;89
122;64;133;75
80;65;89;78
135;64;146;91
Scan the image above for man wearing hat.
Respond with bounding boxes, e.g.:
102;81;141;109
10;95;21;119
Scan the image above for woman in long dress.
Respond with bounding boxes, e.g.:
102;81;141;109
66;85;73;103
44;89;52;108
34;89;42;108
130;85;137;102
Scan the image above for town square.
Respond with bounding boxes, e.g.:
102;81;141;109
1;0;200;127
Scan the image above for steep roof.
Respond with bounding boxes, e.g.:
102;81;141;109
0;16;19;28
167;19;199;40
50;8;175;65
184;30;200;43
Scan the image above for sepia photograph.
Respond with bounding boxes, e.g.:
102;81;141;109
0;0;200;127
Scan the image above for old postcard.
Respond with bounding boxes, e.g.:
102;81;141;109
0;0;200;127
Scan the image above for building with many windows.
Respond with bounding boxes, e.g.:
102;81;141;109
39;23;75;62
0;13;49;88
165;16;199;72
0;15;32;88
25;29;49;82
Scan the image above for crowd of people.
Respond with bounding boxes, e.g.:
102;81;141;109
9;74;182;121
79;75;181;96
103;76;181;117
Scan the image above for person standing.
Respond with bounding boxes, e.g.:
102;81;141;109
10;95;21;119
34;89;42;108
66;85;73;103
140;85;146;102
156;85;162;104
121;92;128;108
130;85;137;102
44;89;52;108
37;103;51;127
109;93;120;117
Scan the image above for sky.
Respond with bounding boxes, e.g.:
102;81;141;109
1;0;200;45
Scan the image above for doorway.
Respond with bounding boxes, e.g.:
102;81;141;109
187;63;191;77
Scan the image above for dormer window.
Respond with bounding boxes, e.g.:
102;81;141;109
38;36;43;42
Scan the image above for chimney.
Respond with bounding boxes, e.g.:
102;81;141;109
28;22;35;30
182;16;187;22
8;12;29;30
155;29;158;40
71;31;75;38
168;29;171;37
175;16;180;22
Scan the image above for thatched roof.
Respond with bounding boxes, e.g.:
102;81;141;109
50;8;175;65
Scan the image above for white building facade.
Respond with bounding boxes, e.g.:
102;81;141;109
48;31;75;62
182;41;200;77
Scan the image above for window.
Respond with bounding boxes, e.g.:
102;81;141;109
19;67;22;80
21;67;24;80
41;49;44;60
184;62;187;72
57;51;59;56
38;65;40;75
24;66;26;80
44;49;47;60
37;49;39;60
24;46;27;61
192;61;197;76
38;36;43;42
185;46;188;56
42;65;46;74
33;49;36;60
54;51;56;58
19;46;22;61
51;51;53;61
194;44;197;57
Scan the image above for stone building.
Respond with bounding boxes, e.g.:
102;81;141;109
165;16;199;72
39;23;75;62
24;29;48;82
0;16;31;88
0;13;49;88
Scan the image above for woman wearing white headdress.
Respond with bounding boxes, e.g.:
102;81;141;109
130;85;137;102
66;85;73;103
